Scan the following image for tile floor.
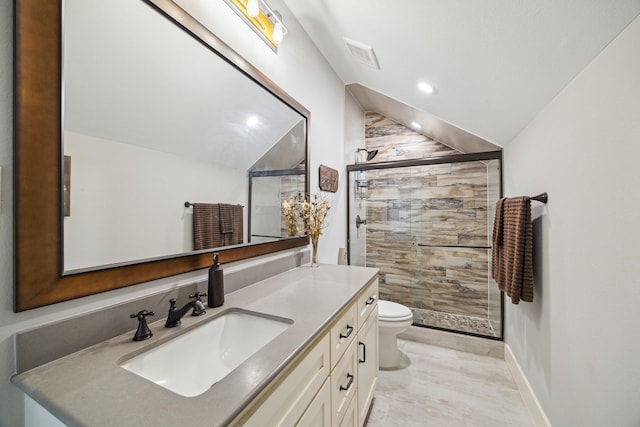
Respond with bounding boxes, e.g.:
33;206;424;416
366;339;534;427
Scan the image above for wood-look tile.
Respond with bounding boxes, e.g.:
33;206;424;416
362;112;501;336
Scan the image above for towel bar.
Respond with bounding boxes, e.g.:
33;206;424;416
184;201;245;208
528;192;548;204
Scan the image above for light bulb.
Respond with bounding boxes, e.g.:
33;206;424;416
273;22;284;43
418;81;435;94
246;116;259;127
246;0;259;18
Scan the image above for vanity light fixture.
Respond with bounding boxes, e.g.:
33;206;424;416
418;81;436;95
246;0;259;18
272;11;285;44
224;0;288;52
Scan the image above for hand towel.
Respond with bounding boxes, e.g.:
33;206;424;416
192;203;223;250
491;197;534;304
219;203;244;246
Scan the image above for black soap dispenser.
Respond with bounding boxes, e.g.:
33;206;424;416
208;253;224;308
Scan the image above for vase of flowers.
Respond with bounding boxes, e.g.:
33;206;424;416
299;193;330;267
282;199;301;237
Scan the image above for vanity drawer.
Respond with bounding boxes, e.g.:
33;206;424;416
330;304;358;368
338;392;358;427
331;340;358;426
242;333;330;427
356;279;378;330
297;378;331;427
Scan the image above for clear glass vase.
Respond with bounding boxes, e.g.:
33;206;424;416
310;236;319;267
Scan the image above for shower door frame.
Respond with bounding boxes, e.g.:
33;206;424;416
248;168;305;243
346;150;504;340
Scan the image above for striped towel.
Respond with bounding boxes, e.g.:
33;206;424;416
193;203;223;250
192;203;244;250
219;204;243;246
491;197;534;304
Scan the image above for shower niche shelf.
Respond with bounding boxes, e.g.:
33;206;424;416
354;179;369;199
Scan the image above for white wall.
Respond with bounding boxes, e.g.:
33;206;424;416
504;15;640;427
64;131;247;270
344;91;366;265
0;1;346;425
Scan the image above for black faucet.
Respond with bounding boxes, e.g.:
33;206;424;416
130;309;155;341
164;292;207;328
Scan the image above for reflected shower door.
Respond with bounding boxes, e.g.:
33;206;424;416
249;172;305;243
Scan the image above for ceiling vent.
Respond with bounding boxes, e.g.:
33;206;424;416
343;37;380;70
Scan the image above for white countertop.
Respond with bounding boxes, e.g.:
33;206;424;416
12;264;378;427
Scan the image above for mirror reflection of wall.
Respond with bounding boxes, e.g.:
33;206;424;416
62;0;306;272
63;131;247;271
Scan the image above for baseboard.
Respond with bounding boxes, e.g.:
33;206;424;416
504;344;552;427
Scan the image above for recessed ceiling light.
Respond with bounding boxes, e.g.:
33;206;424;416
246;116;259;127
418;81;436;94
411;121;422;130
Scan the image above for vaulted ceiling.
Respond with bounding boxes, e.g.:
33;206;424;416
283;0;640;146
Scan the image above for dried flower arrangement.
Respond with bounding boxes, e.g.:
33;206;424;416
299;193;330;266
281;193;330;265
282;199;301;237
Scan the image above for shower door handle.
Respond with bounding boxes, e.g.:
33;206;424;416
355;215;367;228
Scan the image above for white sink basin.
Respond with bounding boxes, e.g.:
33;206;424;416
120;309;292;397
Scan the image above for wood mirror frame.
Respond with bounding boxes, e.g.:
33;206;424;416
14;0;310;312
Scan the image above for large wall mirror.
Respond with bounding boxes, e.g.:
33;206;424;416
14;0;309;311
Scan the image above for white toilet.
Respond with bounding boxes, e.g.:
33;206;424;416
378;299;413;369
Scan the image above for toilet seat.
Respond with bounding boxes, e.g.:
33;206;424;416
378;300;413;322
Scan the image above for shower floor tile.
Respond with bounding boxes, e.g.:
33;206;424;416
412;308;497;337
367;339;534;427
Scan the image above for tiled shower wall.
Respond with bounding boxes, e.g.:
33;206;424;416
362;113;499;334
365;114;460;161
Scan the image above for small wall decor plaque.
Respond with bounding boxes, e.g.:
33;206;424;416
319;165;338;193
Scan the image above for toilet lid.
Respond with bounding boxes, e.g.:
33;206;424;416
378;300;413;321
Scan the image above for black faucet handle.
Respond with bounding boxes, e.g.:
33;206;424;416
130;310;155;341
190;292;207;317
189;292;207;302
168;298;177;310
130;309;155;320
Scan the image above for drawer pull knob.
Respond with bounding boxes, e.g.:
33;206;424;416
359;342;366;364
339;373;354;391
365;296;376;305
339;324;354;339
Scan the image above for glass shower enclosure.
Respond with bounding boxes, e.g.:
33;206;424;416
347;152;503;339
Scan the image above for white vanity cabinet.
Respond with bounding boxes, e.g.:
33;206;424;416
18;267;379;427
236;278;379;427
297;379;332;427
329;279;378;427
330;340;358;425
241;334;331;426
356;303;378;425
